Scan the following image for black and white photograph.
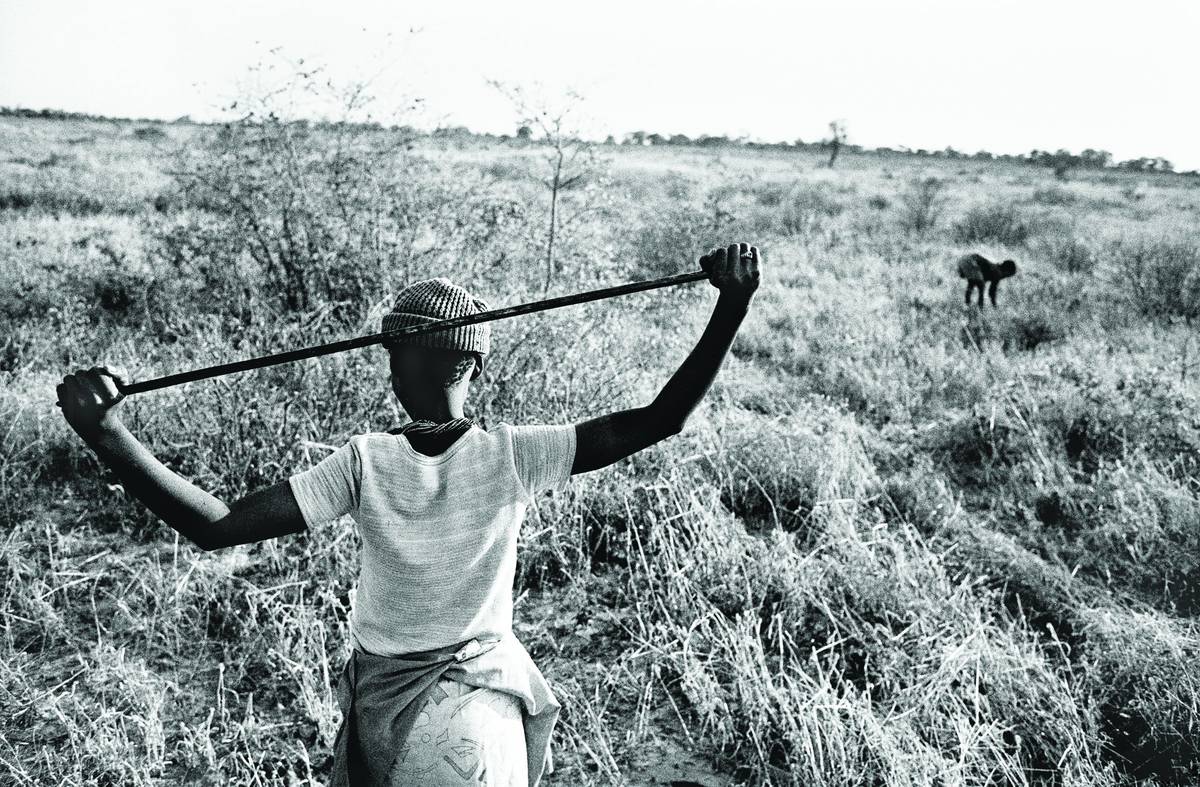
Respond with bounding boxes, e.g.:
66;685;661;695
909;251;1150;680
2;1;1198;785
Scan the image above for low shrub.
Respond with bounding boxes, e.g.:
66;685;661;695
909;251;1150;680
631;203;719;278
953;202;1032;246
773;182;845;236
897;176;945;233
745;180;790;207
1111;235;1200;323
132;126;168;141
958;304;1069;354
1004;307;1068;352
1121;182;1148;202
1031;186;1078;206
1037;232;1097;274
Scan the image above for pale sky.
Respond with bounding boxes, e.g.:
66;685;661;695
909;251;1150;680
2;0;1197;169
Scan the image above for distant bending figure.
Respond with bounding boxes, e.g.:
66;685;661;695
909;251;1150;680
957;253;1017;307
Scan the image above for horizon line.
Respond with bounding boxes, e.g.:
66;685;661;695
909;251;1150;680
2;104;1193;176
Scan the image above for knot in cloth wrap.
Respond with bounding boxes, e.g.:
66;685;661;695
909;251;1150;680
382;277;491;356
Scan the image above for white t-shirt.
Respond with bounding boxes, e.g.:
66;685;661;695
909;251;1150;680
287;422;577;656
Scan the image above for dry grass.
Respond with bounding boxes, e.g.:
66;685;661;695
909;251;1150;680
2;116;1199;785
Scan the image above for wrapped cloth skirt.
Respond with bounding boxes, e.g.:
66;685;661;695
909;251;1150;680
330;637;535;787
387;675;528;785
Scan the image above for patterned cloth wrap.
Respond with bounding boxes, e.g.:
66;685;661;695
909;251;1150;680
331;636;527;786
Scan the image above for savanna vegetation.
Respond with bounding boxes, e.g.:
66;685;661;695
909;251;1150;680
3;85;1200;786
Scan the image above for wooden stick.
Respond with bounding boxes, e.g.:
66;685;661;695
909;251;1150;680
116;269;710;396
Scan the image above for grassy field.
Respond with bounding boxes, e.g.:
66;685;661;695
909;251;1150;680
2;113;1200;786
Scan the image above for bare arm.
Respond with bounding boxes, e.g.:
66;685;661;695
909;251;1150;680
572;242;761;474
57;369;306;551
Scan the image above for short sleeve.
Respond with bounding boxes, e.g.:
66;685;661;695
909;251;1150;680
287;441;360;527
510;423;577;500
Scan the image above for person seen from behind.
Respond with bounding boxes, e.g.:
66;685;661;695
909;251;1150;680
57;241;763;786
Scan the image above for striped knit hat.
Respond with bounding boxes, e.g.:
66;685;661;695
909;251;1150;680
382;277;491;355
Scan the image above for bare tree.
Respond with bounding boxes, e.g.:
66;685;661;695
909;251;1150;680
488;80;604;295
826;119;848;168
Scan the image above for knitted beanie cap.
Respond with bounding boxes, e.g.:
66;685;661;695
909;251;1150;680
382;277;491;356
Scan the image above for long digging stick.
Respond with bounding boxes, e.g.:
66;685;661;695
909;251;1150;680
108;269;709;397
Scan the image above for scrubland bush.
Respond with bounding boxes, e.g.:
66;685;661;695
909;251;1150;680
171;118;426;318
709;358;808;417
1112;235;1200;323
0;270;67;322
1005;306;1069;352
482;157;531;182
897;176;945;233
1037;232;1097;273
629;204;713;277
75;246;174;329
1;149;160;215
662;171;697;202
959;301;1069;354
745;180;791;207
938;524;1200;783
879;455;957;532
769;181;845;236
628;178;844;277
132;125;168;141
152;213;263;324
954;202;1033;246
729;181;844;238
1031;186;1078;206
1121;181;1148;202
1;499;355;782
171;125;575;322
931;360;1200;615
